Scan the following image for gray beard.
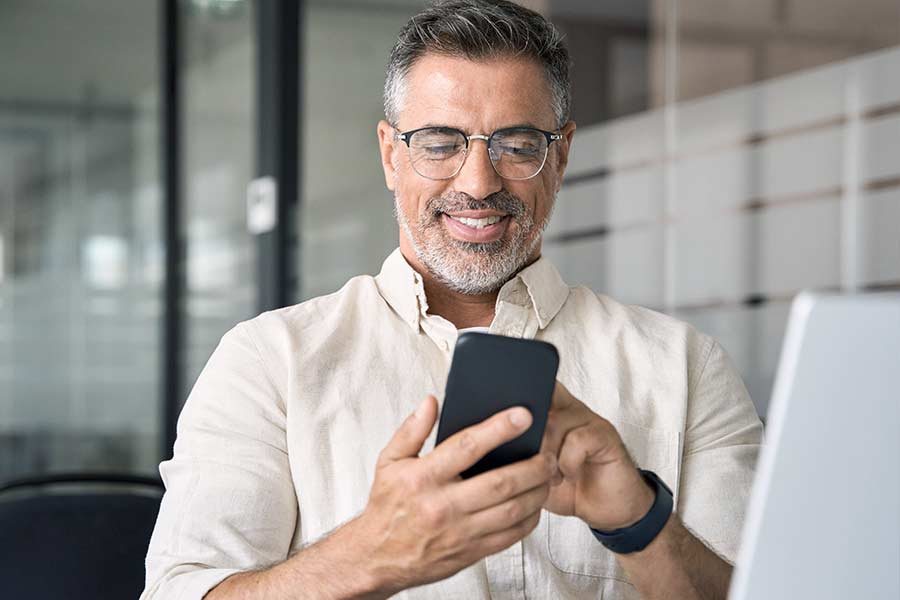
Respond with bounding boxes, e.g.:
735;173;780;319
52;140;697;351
393;190;553;295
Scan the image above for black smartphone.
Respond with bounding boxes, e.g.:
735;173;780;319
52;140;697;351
435;332;559;479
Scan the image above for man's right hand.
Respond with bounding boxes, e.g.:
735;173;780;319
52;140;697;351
346;394;557;596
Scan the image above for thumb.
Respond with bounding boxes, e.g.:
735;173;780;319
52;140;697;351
378;395;438;464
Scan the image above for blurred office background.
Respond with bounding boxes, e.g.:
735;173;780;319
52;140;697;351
0;0;898;484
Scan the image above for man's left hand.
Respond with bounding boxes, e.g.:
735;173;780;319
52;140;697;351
541;381;657;532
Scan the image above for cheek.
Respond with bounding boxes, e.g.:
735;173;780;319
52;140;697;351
396;174;444;218
508;181;553;225
534;173;560;223
530;199;552;231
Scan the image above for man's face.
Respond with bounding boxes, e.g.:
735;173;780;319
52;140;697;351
377;54;575;295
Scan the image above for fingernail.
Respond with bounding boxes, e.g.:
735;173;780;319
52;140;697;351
509;407;532;428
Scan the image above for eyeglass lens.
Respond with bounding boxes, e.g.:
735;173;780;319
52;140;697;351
407;127;549;180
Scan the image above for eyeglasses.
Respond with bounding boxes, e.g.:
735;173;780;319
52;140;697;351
395;125;562;181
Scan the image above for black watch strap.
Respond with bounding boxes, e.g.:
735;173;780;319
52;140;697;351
589;469;674;554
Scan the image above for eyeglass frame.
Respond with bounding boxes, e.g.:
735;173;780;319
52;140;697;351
393;125;563;181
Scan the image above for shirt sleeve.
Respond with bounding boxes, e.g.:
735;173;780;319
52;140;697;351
677;337;764;564
140;322;298;600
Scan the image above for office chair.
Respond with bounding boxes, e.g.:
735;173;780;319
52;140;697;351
0;472;164;600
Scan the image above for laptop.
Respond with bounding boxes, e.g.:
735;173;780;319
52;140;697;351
727;292;900;600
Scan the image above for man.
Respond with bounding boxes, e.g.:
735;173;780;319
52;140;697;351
142;1;762;599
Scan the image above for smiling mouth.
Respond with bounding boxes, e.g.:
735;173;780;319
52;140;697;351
444;214;508;229
440;212;511;243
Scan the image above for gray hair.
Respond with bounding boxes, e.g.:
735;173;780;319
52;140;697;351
384;0;571;129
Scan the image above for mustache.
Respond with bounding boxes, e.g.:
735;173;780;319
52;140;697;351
425;190;526;220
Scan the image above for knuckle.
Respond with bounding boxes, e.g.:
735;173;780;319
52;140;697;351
573;425;595;445
504;499;524;523
456;431;480;457
492;473;515;498
567;428;586;447
399;469;427;494
422;500;450;528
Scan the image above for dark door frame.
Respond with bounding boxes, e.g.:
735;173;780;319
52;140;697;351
160;0;183;459
255;0;301;315
160;0;302;459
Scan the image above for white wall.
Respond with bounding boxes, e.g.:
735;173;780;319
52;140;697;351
546;46;900;417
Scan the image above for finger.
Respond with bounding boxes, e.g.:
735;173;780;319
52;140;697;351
464;483;549;537
449;451;556;513
550;380;576;410
426;405;533;479
557;422;615;479
378;395;438;464
473;510;542;558
539;403;590;460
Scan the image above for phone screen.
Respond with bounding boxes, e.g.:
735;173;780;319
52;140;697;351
435;332;559;478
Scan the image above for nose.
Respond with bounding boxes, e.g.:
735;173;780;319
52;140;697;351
453;138;503;200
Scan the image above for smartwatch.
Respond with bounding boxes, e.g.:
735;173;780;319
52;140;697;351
589;469;674;554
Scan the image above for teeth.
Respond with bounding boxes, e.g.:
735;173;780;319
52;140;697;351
448;215;504;229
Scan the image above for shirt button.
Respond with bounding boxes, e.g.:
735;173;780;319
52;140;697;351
442;340;450;351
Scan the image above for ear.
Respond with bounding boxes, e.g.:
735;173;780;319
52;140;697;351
377;120;399;191
553;120;577;189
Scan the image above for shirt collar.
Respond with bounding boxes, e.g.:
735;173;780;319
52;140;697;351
375;248;570;333
510;254;570;330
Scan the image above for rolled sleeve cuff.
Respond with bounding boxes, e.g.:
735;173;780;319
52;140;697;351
140;565;243;600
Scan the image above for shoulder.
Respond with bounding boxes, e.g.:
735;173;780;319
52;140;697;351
563;286;714;366
229;274;384;358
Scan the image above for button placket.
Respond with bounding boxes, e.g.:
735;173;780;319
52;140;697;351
420;312;457;355
484;540;525;599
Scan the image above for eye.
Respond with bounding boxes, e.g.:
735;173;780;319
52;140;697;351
410;128;465;159
495;141;541;162
423;143;462;155
492;129;545;160
499;143;539;155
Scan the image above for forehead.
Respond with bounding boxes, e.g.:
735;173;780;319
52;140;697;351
400;53;557;131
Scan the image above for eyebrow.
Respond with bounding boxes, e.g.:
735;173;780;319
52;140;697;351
415;121;548;133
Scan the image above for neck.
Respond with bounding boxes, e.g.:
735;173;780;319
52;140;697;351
398;242;540;330
422;277;498;329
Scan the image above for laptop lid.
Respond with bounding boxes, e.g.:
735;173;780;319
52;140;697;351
729;292;900;600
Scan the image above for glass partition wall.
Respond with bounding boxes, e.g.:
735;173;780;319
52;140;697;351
0;1;163;479
180;0;258;401
546;0;900;416
0;0;264;482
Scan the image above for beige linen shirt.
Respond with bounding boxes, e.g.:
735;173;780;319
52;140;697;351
142;248;763;600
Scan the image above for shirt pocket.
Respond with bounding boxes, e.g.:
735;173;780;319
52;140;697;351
546;419;680;585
